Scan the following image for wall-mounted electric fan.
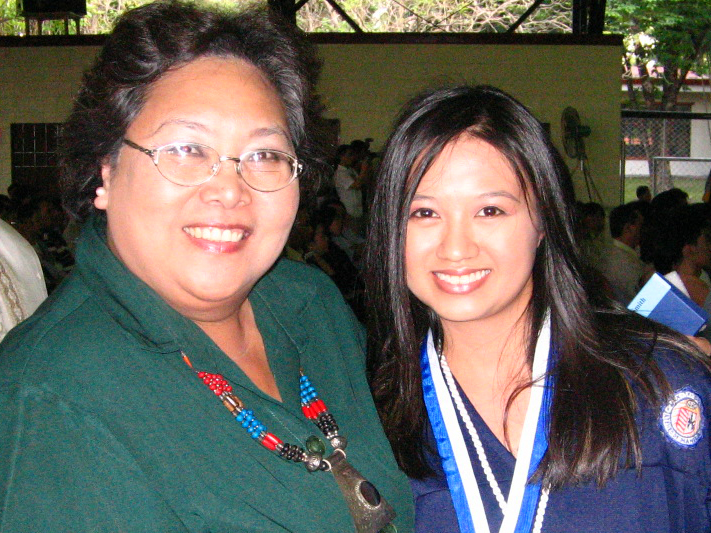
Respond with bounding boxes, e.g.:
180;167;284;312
561;106;601;202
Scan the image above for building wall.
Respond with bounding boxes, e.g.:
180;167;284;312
690;97;711;160
318;42;622;205
0;37;623;206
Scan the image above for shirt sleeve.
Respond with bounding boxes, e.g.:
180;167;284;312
0;382;189;533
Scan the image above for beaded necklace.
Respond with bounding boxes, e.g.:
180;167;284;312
181;353;396;533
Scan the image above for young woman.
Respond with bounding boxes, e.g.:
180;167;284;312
365;85;711;533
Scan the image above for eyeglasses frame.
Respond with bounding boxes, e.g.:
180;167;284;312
122;139;302;192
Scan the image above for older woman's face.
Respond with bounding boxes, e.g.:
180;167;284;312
96;57;299;321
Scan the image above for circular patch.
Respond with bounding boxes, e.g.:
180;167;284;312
662;389;704;446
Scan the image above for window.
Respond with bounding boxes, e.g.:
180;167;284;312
10;123;62;190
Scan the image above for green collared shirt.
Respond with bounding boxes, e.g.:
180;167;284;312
0;215;413;532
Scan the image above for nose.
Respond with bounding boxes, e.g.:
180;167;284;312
436;218;479;262
198;160;251;209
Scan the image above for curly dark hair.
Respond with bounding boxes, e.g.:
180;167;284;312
60;0;326;221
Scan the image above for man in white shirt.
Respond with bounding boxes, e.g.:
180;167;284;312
0;218;47;340
599;202;647;305
333;145;365;234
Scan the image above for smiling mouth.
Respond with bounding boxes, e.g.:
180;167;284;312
434;270;491;285
183;226;245;243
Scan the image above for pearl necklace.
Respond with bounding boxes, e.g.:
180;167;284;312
439;354;549;533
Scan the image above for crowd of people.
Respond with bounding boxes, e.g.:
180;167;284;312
576;186;711;325
0;186;75;293
0;1;709;533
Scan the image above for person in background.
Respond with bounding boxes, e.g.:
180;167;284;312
575;201;607;270
365;84;711;533
333;144;366;236
636;185;652;203
598;201;648;305
320;199;365;265
0;2;413;532
0;218;46;340
652;205;711;307
13;196;74;292
305;206;363;320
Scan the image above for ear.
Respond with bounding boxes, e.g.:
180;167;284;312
94;161;112;211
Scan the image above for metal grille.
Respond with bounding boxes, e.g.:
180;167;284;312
11;123;62;170
10;123;63;192
621;110;711;204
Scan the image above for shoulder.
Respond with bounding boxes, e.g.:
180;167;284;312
253;258;365;352
650;344;711;393
638;343;711;463
334;165;354;184
256;258;348;308
0;273;122;384
0;219;36;260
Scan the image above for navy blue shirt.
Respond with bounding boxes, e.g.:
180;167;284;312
411;349;711;533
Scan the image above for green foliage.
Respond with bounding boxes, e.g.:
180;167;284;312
606;0;711;109
0;0;151;35
296;0;572;33
0;0;573;35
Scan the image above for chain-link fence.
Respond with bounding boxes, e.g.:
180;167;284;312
621;109;711;204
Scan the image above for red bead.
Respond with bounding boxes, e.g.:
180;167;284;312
301;404;313;419
209;383;217;390
225;385;232;392
214;388;222;395
261;432;282;451
312;399;327;414
198;372;206;378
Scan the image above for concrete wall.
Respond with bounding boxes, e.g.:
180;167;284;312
0;36;623;206
318;41;622;205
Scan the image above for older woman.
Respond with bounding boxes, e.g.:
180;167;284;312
0;2;412;532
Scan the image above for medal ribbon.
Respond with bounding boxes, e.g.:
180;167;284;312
420;316;554;533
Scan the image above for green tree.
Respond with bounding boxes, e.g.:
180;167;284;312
297;0;572;33
606;0;711;110
0;0;150;35
1;0;573;35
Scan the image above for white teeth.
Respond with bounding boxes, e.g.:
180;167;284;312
435;270;491;285
184;226;245;243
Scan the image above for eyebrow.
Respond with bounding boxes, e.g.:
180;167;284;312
412;190;522;202
150;120;291;142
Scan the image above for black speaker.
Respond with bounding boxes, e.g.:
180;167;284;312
18;0;87;15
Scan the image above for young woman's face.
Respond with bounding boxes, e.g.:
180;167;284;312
405;136;543;331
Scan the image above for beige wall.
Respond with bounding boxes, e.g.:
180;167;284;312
318;43;622;206
0;40;622;206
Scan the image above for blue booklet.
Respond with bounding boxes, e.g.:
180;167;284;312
628;273;708;336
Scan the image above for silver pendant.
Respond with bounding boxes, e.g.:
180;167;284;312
327;449;396;533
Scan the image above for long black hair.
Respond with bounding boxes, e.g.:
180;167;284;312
60;0;326;221
365;84;709;488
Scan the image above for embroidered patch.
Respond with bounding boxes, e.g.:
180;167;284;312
661;389;704;446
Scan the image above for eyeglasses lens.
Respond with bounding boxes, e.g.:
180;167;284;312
155;143;296;191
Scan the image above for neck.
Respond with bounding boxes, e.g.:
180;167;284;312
441;305;532;387
196;301;282;401
616;235;636;249
676;259;701;278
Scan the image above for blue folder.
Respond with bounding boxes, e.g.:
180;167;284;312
628;273;708;336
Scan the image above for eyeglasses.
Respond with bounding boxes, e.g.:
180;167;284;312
122;139;302;192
